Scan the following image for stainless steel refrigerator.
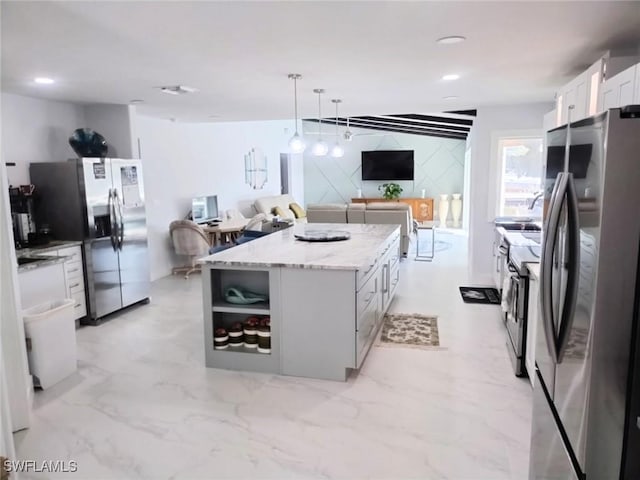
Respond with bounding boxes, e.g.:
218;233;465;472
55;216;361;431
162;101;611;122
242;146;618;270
30;158;150;323
529;106;640;479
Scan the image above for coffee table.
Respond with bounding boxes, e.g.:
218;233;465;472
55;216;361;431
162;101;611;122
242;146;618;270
414;221;435;261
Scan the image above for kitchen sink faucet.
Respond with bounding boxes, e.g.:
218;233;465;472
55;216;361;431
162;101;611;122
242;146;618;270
528;191;544;210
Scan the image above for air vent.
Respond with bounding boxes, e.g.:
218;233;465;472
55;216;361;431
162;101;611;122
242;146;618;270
157;85;198;95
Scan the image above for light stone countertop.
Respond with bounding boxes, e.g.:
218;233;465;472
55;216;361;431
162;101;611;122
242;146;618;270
199;223;400;270
527;263;540;280
16;240;82;256
16;240;82;273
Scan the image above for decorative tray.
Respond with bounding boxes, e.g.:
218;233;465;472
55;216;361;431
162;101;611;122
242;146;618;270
294;230;351;242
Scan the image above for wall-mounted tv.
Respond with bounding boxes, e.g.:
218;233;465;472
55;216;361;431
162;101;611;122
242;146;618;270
361;150;414;181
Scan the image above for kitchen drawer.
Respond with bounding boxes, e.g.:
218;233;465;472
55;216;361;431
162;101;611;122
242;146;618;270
64;260;83;280
357;273;378;320
357;256;378;291
389;262;400;298
71;291;87;319
68;279;84;295
58;245;82;264
356;298;377;367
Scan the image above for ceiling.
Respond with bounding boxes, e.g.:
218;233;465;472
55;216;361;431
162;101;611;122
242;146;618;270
2;1;640;123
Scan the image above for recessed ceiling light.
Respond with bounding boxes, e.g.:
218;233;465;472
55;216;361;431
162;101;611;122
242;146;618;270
442;74;460;81
443;96;459;100
34;77;54;84
436;36;466;45
129;99;144;104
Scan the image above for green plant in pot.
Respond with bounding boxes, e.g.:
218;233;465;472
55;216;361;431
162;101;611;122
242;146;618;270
379;183;403;200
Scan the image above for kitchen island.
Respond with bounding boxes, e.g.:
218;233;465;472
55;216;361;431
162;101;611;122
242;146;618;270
199;223;401;381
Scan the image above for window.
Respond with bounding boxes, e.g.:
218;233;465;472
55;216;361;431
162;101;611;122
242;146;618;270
497;137;544;218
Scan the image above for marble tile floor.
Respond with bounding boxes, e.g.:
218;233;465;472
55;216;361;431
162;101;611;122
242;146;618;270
14;231;532;479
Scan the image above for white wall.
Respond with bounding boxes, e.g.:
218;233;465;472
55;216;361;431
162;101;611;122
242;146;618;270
1;93;85;186
302;122;467;219
84;104;139;158
0;158;31;433
137;116;291;280
468;102;553;284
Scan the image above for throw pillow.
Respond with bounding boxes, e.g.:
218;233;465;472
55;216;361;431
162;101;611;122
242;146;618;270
272;206;287;218
289;202;306;219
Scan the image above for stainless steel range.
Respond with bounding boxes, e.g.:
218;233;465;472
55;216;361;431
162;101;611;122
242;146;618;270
500;231;541;377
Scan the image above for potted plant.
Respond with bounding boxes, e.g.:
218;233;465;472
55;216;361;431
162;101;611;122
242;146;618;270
378;183;403;200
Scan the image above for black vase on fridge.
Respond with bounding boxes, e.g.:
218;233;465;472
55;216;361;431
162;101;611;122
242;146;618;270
68;128;108;158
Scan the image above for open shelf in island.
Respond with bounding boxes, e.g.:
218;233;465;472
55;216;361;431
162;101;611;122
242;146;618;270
212;301;270;315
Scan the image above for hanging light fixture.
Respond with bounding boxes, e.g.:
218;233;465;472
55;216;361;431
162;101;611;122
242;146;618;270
311;88;328;156
287;73;305;153
343;116;353;141
330;99;345;158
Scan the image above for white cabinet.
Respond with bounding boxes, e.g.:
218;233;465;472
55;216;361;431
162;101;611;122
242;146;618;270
599;63;639;111
526;274;539;387
556;58;603;126
18;262;67;310
554;55;639;127
56;245;87;321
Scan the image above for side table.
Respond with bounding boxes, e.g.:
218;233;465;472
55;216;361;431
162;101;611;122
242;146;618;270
414;221;436;262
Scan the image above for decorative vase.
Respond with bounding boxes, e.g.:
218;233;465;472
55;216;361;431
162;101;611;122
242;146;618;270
438;194;449;228
421;188;426;199
357;188;363;198
451;194;462;228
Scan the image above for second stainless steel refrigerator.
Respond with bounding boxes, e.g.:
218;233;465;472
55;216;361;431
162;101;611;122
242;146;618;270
31;158;150;323
529;107;640;479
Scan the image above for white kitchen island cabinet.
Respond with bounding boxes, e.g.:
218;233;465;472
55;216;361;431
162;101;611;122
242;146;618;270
200;223;401;381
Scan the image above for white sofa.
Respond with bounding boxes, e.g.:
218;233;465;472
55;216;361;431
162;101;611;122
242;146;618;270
307;202;413;257
254;194;307;223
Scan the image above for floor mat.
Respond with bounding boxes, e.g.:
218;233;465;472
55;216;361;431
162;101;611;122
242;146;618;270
376;313;441;349
458;286;501;305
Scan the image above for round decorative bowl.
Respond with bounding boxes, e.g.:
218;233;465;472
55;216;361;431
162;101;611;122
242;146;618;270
68;128;108;158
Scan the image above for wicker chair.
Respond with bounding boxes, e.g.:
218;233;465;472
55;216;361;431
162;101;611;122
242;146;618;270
169;220;210;279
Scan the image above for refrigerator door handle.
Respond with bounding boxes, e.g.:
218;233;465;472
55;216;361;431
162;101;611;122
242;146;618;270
541;172;568;364
556;173;581;363
108;188;118;252
114;189;124;250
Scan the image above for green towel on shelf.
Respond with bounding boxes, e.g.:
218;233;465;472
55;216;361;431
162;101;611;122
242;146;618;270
224;287;268;304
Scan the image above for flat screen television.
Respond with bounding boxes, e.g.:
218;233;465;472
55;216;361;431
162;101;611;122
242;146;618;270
361;150;414;181
191;195;220;224
545;144;592;179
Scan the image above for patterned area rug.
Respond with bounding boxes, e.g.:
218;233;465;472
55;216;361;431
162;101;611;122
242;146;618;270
376;313;442;349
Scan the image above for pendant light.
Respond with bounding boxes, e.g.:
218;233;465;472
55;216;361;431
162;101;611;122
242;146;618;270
311;88;328;156
343;116;353;141
287;74;305;153
330;99;345;158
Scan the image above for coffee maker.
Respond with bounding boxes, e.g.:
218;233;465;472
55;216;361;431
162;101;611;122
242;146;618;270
9;185;36;247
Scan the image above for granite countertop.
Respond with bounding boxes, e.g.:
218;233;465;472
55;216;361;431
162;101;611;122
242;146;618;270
527;263;540;280
199;223;400;270
497;229;541;247
16;240;81;273
16;240;82;256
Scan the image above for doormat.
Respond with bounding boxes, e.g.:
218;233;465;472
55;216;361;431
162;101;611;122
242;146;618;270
459;286;501;305
376;313;442;349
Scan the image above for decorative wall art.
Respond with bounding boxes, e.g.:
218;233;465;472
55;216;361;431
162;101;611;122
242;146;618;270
244;147;268;190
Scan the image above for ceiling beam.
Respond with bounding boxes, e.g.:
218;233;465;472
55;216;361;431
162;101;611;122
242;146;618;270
354;116;471;132
305;118;467;140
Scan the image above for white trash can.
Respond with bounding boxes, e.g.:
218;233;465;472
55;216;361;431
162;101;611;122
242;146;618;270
23;298;76;389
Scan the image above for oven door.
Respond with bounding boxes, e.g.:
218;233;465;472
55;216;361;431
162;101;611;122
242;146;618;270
505;265;527;376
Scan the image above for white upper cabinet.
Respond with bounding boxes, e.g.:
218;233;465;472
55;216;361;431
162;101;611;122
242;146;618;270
554;54;640;128
599;63;639;111
556;58;604;126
